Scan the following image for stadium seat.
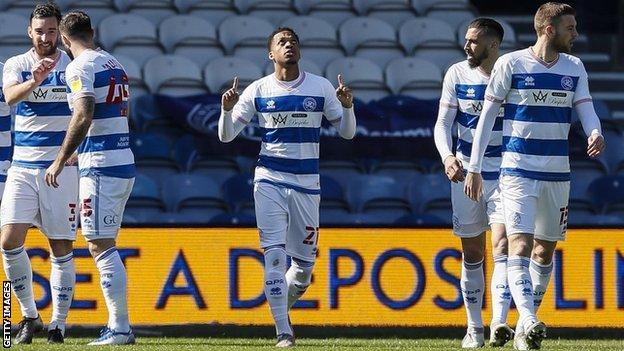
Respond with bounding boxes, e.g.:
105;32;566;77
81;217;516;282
457;19;517;50
204;56;263;93
325;57;390;102
222;173;255;213
567;200;596;226
159;15;224;68
209;212;257;226
415;48;466;71
172;134;198;170
569;160;607;202
399;17;456;54
320;205;352;226
128;173;165;209
162;174;227;213
353;0;417;29
320;159;366;190
320;174;349;209
131;133;180;185
0;13;30;57
602;130;624;171
143;55;207;96
114;54;148;98
176;0;238;26
62;1;116;27
264;58;323;77
234;0;297;26
350;212;396;225
190;154;241;188
339;17;404;69
587;175;624;212
346;175;410;215
99;14;163;66
369;160;425;186
394;213;446;225
280;16;345;70
413;0;471;14
407;173;450;212
124;207;165;223
295;0;357;29
218;16;274;64
385;57;443;99
422;198;452;225
113;0;177;26
427;8;476;31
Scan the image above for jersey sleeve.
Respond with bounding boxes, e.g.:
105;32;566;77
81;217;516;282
66;60;96;103
485;56;512;103
322;78;343;122
231;81;257;124
2;57;23;87
439;65;457;107
573;60;592;105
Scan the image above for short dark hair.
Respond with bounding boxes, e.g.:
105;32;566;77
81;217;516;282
267;27;300;51
30;1;62;24
59;11;93;42
534;2;576;35
468;17;504;43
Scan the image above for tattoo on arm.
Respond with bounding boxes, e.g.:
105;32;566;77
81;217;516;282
57;96;95;163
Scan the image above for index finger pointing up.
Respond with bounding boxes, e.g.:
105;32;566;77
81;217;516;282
232;76;239;91
337;74;345;87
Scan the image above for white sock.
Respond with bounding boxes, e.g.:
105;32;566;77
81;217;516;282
285;258;314;309
490;255;511;326
95;247;130;332
263;247;292;336
530;259;553;313
461;258;484;331
2;246;38;318
507;255;536;334
49;252;76;334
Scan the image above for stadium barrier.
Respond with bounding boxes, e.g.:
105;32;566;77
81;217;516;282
6;228;623;327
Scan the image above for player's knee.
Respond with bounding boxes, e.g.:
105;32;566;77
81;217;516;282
0;225;27;251
531;246;553;265
48;239;73;257
87;239;116;258
492;235;508;256
290;257;314;287
263;245;287;277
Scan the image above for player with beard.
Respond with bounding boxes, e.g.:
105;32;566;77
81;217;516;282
464;3;605;350
1;2;77;344
218;27;356;347
434;18;513;348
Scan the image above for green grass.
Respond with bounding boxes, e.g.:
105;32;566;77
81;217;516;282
10;337;624;350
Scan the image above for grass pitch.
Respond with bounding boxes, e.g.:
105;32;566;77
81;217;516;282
10;337;624;350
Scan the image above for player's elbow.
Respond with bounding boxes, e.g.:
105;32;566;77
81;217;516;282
339;130;355;140
218;129;234;143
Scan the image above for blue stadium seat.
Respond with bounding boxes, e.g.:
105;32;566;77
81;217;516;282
567;200;596;226
349;212;395;225
114;0;177;26
296;0;356;29
159;15;224;68
385;57;443;99
320;159;366;190
209;212;257;226
339;17;405;69
162;174;228;214
131;133;174;162
320;175;347;206
222;173;255;213
603;130;624;171
280;16;344;70
190;167;240;189
369;160;425;187
99;14;163;66
569;160;607;202
422;198;452;225
394;213;446;225
172;135;197;170
143;55;207;96
408;173;450;212
124;207;165;223
587;175;624;212
177;207;228;222
374;95;438;134
346;175;410;217
128;173;165;209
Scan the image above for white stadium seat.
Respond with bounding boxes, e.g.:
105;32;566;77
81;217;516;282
99;14;163;66
399;17;457;54
326;57;390;102
385;57;442;99
176;0;237;27
339;17;404;69
204;56;263;93
219;16;274;65
159;15;224;68
144;55;207;96
0;13;30;58
114;0;177;26
353;0;417;29
234;0;297;26
281;16;345;70
295;0;356;29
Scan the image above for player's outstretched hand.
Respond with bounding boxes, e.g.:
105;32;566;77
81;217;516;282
464;172;483;202
587;133;605;158
443;156;465;183
221;77;239;111
31;58;56;84
45;160;65;188
336;74;353;108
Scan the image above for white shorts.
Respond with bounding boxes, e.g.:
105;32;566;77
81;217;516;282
254;181;320;262
0;166;79;240
500;175;569;242
79;174;134;241
451;179;504;238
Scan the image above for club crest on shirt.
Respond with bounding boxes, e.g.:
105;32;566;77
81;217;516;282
561;76;574;90
303;97;317;112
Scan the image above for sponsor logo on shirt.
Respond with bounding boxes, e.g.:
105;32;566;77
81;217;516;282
266;99;276;110
466;88;476;98
533;90;548;103
524;76;535;86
